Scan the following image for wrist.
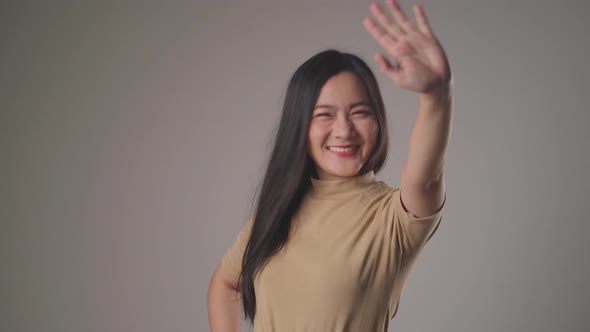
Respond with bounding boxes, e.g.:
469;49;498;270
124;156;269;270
419;81;453;103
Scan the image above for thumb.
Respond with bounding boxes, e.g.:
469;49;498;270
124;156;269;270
375;53;404;85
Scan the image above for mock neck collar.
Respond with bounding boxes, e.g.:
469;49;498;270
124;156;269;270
309;171;376;199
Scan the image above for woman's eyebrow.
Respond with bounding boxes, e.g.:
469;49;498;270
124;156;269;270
349;101;372;108
313;100;372;110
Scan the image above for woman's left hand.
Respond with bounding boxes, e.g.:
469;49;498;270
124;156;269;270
363;0;451;95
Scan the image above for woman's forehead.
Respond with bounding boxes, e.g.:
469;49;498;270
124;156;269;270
315;72;369;106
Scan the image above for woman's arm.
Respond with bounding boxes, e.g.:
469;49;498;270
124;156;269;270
207;263;242;332
400;86;451;217
363;0;452;217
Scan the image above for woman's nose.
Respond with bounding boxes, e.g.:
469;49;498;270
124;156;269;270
333;115;355;138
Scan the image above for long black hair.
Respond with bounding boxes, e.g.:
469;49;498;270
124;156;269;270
239;49;389;323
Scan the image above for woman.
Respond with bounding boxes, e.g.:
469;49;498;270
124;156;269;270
208;0;452;330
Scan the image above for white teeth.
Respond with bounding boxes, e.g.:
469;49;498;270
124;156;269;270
328;146;357;152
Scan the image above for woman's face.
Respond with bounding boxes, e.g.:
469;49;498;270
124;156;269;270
308;71;379;180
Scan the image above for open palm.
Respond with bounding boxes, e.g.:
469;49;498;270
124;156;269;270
363;0;451;93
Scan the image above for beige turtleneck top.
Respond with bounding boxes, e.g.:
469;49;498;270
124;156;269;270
221;171;445;331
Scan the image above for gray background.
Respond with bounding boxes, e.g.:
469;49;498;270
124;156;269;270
2;0;589;331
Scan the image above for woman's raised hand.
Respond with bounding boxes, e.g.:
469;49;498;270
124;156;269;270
363;0;451;94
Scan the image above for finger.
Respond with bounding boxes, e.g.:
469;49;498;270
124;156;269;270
413;4;433;36
385;0;416;34
363;17;397;54
375;53;403;82
369;2;404;40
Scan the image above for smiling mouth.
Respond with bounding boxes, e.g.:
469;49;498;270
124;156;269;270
327;145;360;152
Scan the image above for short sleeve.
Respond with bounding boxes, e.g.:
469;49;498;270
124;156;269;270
393;188;445;253
220;217;254;282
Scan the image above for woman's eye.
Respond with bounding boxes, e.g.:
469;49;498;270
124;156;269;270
352;110;371;117
315;113;330;118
